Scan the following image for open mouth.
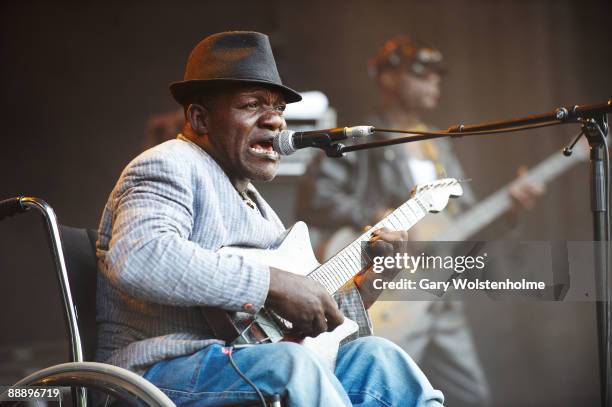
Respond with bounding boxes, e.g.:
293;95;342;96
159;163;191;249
249;139;279;160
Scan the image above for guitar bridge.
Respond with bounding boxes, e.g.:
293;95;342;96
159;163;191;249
229;309;286;346
263;308;293;334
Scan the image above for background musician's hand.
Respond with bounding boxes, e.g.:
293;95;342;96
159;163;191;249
266;267;344;338
509;165;545;211
354;227;410;308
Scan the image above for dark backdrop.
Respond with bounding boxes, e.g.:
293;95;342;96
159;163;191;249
1;1;610;405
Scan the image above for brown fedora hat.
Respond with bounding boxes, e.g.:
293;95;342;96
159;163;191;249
170;31;302;104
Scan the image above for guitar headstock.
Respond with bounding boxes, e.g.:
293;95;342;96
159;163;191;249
411;178;464;213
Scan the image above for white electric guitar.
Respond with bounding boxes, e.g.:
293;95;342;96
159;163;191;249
202;178;463;368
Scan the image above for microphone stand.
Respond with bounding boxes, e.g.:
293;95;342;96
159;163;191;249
320;99;612;406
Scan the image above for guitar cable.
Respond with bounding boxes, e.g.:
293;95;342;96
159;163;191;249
223;346;269;407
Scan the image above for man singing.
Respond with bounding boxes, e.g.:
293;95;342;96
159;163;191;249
96;31;444;406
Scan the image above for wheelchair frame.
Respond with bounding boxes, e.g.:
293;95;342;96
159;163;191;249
0;196;176;407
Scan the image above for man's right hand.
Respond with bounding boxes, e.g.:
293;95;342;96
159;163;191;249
266;267;345;338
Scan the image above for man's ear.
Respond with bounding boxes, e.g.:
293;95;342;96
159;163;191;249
186;103;210;136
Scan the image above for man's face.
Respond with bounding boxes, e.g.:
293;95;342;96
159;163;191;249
391;70;441;111
203;85;287;183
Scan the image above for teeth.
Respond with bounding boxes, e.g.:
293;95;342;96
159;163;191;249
249;146;279;158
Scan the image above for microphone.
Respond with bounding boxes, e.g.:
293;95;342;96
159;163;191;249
273;126;374;156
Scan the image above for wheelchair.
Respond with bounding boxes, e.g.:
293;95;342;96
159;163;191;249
0;197;281;407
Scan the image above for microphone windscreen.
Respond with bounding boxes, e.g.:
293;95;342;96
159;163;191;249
273;130;296;156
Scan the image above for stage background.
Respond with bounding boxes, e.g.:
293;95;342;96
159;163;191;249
1;1;610;405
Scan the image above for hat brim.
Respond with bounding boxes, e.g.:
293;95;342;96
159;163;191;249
170;79;302;105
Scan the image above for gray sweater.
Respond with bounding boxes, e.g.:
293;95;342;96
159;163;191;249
96;136;371;374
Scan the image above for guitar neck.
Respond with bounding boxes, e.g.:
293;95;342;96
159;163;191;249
438;151;581;241
308;197;429;294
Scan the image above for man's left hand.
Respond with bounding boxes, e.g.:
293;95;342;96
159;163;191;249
353;227;409;309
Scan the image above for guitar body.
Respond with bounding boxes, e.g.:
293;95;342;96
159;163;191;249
205;222;359;369
220;221;320;276
203;178;463;369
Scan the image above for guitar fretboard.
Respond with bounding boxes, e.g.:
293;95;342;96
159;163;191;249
307;197;429;294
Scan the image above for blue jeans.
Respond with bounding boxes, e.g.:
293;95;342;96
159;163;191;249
143;336;444;406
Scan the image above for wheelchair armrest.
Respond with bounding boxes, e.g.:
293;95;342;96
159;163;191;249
0;197;28;221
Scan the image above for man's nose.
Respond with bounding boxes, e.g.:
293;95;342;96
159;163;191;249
259;110;286;131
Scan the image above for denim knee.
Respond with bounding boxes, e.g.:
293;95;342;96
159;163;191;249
265;341;329;377
350;335;430;379
260;342;351;405
337;336;445;406
350;335;405;356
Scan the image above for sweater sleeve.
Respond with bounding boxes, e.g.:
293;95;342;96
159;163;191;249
98;152;270;313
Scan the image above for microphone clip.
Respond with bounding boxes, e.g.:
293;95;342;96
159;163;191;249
563;130;584;157
320;143;345;158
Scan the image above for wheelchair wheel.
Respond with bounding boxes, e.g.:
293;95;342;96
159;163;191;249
0;361;175;407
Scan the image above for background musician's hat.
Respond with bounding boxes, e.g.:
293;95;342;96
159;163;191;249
170;31;302;104
368;35;446;78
